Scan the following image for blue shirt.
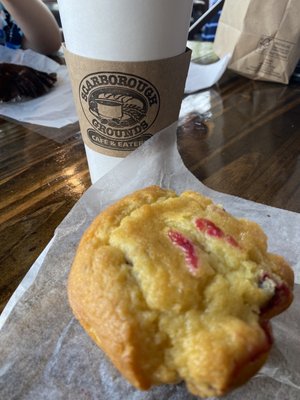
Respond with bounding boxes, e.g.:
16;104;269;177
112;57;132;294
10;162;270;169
201;0;222;42
0;3;23;49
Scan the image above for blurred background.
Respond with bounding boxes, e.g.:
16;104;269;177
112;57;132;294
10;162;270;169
43;0;299;80
43;0;61;28
43;0;224;44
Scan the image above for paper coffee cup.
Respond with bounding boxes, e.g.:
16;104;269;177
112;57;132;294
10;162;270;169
57;0;193;183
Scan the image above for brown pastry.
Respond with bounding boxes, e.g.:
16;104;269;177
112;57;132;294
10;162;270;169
0;63;57;102
68;186;294;398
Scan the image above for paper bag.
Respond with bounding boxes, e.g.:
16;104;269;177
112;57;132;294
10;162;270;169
213;0;300;83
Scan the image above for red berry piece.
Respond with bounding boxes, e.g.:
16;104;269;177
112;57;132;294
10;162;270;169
259;273;292;316
263;282;291;312
272;282;291;308
225;235;239;248
168;230;199;274
195;218;223;238
195;218;239;248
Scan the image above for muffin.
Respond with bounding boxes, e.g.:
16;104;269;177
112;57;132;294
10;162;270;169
0;63;57;102
68;186;294;397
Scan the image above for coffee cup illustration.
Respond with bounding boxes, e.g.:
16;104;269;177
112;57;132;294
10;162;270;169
88;87;149;128
95;97;124;119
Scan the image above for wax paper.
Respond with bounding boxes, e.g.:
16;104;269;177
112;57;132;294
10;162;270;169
0;47;78;128
0;116;299;399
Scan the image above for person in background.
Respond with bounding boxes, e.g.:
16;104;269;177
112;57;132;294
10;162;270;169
200;0;222;42
0;0;61;55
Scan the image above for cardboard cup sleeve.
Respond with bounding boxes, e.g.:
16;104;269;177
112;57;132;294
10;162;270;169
64;46;191;158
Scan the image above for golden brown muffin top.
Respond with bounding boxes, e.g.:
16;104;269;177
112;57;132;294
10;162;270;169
68;186;294;397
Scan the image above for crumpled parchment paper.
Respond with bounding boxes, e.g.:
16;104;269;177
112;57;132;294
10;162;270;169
0;122;299;400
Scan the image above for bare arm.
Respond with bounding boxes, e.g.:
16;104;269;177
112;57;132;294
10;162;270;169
1;0;61;54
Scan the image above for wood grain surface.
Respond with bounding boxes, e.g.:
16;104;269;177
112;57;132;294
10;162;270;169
178;71;300;212
1;70;300;312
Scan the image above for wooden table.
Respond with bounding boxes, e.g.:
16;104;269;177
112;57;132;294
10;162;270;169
1;69;299;313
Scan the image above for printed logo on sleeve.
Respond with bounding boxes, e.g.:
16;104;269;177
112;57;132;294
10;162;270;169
79;72;160;151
